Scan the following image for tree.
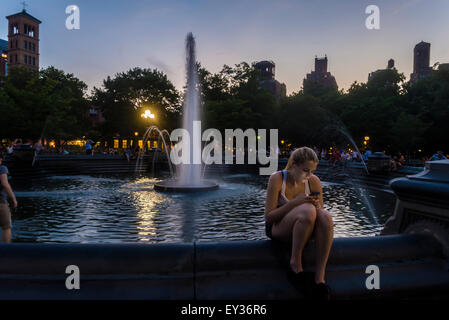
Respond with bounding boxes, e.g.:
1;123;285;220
92;67;181;139
201;62;277;132
403;69;449;153
0;66;90;141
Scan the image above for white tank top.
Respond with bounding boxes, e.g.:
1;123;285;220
279;169;310;203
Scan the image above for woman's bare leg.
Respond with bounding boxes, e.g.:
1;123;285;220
313;209;334;283
290;206;317;273
1;228;11;243
272;203;317;273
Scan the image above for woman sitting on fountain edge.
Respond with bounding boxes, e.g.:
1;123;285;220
264;147;333;298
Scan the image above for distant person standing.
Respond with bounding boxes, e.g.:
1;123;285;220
320;149;326;160
0;154;17;243
85;140;93;155
124;147;131;163
34;139;43;155
363;149;372;161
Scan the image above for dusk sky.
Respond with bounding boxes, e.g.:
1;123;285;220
1;0;448;95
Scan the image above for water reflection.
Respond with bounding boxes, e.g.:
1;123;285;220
10;174;396;243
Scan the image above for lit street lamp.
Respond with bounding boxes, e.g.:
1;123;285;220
141;109;155;120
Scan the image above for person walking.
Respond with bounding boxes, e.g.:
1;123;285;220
0;154;17;243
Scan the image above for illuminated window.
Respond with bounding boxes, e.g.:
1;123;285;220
147;141;151;149
114;140;119;149
138;140;143;149
122;140;127;148
153;141;157;148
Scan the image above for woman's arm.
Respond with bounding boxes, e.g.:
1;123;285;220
264;173;310;224
309;175;324;210
0;174;17;208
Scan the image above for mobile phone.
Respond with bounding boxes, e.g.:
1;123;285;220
310;191;320;197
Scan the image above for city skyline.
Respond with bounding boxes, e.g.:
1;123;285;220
1;0;448;95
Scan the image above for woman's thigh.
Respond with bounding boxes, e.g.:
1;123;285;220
271;203;316;242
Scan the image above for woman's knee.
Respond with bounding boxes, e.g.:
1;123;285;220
293;203;317;225
316;209;333;230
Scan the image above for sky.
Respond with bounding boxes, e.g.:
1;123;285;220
1;0;449;95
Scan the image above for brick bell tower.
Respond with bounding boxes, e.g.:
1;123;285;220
6;7;41;72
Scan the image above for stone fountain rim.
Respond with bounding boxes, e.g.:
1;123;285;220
154;179;219;193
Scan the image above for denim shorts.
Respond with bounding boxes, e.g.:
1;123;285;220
265;222;273;239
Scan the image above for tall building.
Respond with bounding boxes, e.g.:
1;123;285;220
368;58;395;80
303;56;338;92
387;59;395;69
0;39;7;76
6;9;41;72
253;60;287;100
410;41;431;83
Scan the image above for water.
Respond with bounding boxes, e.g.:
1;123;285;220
178;33;202;185
10;173;396;243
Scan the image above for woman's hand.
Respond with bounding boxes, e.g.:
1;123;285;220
291;193;314;207
308;194;322;210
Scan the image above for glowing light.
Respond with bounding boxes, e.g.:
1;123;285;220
141;109;155;119
364;136;370;141
134;132;139;136
281;140;284;144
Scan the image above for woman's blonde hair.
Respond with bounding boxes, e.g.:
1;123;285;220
285;146;319;170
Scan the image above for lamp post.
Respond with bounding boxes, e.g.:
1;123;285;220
141;109;156;150
141;109;155;121
363;136;370;150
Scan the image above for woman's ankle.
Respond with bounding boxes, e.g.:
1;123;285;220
290;260;303;273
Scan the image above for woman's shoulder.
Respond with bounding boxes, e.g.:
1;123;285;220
309;174;321;187
0;165;8;175
268;171;283;187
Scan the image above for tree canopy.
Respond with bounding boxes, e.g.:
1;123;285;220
91;67;181;138
0;66;89;141
1;62;447;158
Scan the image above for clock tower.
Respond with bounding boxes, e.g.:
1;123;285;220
6;8;41;71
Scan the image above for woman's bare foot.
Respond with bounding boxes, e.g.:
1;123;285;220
290;259;303;274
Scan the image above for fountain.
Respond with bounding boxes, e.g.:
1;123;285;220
154;33;218;192
135;125;174;175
